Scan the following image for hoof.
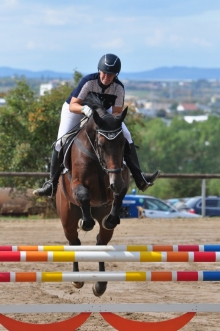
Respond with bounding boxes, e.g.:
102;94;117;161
72;281;84;289
78;218;95;232
102;216;120;231
92;282;107;297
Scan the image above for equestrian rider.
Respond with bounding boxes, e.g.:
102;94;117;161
33;53;160;197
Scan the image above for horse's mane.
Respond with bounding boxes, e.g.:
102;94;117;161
84;93;107;115
83;93;124;132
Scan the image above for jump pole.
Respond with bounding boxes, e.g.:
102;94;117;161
1;271;220;282
1;244;220;252
1;250;220;262
1;303;220;313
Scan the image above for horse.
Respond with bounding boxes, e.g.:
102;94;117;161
56;94;130;296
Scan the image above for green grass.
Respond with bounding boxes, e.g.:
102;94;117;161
0;215;43;221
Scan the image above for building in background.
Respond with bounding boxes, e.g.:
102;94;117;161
0;98;6;106
39;83;54;96
177;103;198;112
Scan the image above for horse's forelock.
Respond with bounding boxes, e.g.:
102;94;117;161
97;113;122;131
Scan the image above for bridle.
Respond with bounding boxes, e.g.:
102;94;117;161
86;127;124;174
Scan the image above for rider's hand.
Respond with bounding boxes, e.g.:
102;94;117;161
81;105;92;117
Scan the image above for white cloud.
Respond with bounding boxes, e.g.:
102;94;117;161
2;0;18;8
144;29;165;46
1;1;220;71
93;38;126;49
43;9;68;25
191;37;213;48
23;9;67;26
26;41;37;50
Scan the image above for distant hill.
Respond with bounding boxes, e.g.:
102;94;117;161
1;66;220;81
119;67;220;81
0;66;73;80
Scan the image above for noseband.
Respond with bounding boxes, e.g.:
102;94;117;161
86;127;123;174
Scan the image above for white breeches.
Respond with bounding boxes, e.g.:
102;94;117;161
55;102;132;152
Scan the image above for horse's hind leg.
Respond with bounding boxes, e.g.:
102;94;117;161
92;218;114;297
70;238;85;289
68;205;84;289
57;196;85;290
92;261;107;297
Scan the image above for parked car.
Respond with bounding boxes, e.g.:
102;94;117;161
121;194;147;218
121;194;200;218
165;198;180;206
165;197;191;211
143;196;200;219
184;196;220;217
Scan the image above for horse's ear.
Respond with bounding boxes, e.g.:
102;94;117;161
115;106;128;122
93;109;103;126
122;106;128;120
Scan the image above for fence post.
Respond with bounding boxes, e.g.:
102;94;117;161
201;179;206;218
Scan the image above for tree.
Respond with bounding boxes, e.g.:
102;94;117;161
73;70;83;86
136;115;220;198
124;102;145;147
0;79;73;188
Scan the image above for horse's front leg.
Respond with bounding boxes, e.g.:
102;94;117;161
75;184;96;231
102;187;127;230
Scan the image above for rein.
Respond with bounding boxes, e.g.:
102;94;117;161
85;128;123;174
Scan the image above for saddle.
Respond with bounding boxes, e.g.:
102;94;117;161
59;117;89;170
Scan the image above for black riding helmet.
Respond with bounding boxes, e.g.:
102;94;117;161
98;54;121;75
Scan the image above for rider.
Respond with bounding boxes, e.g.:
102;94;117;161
33;53;160;197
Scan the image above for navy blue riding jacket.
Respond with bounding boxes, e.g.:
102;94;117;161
65;72;125;110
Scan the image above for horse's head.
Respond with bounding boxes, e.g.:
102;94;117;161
84;94;128;194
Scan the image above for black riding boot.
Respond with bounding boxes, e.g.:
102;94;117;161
33;149;63;197
124;142;160;191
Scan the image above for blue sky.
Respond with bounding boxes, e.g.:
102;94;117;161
1;0;220;74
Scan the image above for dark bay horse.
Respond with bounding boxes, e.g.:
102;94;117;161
56;95;130;296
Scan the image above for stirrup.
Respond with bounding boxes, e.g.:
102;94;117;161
144;170;160;185
137;171;160;192
138;174;151;191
